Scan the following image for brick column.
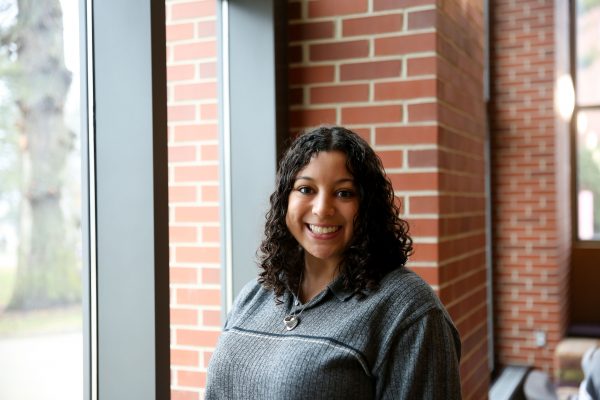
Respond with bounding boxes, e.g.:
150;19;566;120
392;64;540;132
288;0;488;398
491;0;570;373
166;1;221;399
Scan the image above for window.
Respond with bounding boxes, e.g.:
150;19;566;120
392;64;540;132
574;0;600;241
0;1;85;398
1;0;170;398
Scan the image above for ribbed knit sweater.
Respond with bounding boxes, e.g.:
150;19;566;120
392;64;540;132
205;267;462;399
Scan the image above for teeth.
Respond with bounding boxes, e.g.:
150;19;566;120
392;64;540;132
309;224;340;234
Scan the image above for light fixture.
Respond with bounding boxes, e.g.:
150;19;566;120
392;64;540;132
555;74;575;121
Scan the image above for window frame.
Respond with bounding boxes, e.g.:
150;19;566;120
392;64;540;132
570;0;600;247
219;0;287;311
86;0;170;398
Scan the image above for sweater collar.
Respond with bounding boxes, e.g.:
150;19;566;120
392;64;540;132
327;275;354;302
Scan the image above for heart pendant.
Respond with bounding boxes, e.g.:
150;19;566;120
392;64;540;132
283;315;299;331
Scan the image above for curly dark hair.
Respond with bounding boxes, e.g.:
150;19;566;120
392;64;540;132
257;126;413;300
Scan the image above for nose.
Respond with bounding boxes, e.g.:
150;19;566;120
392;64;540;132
312;193;335;217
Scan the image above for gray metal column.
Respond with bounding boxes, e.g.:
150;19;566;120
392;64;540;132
93;0;169;398
220;0;279;309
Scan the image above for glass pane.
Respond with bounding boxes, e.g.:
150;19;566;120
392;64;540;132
0;0;84;399
576;0;600;105
577;110;600;240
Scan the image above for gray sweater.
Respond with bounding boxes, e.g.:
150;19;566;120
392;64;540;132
205;267;462;399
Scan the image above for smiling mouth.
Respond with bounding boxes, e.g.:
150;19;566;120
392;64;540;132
307;224;341;234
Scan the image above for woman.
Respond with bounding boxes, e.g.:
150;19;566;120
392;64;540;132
206;126;461;399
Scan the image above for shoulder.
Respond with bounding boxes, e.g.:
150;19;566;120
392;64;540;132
369;267;456;333
224;279;273;328
231;278;272;310
377;267;442;309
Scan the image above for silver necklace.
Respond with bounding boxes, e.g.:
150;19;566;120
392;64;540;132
283;275;306;331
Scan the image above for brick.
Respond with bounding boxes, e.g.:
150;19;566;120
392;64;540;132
407;56;437;76
166;23;195;41
177;329;221;348
408;149;438;167
308;0;368;17
340;60;402;81
168;105;196;121
201;184;220;202
173;124;218;142
375;33;436;56
202;309;222;327
177;370;206;388
389;172;439;191
176;288;221;306
202;268;221;285
197;20;216;37
375;125;438;145
169;145;197;163
407;102;437;122
174;206;220;222
176;246;220;263
171;1;216;20
289;66;335;85
377;150;404;169
409;242;439;262
310;84;369;104
199;62;217;78
374;79;437;100
407;9;436;30
174;165;219;182
171;349;199;367
171;390;199;400
174;82;217;101
406;217;439;236
289;108;336;128
170;266;198;284
170;226;198;243
173;41;217;61
310;40;370;61
169;186;197;203
343;14;403;37
289;21;335;41
341;105;403;124
170;307;198;325
202;226;220;242
374;0;436;10
200;104;218;121
167;64;196;81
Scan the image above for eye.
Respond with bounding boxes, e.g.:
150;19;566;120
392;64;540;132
336;189;356;199
296;186;314;195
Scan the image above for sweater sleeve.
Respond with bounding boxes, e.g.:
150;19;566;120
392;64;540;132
374;308;462;399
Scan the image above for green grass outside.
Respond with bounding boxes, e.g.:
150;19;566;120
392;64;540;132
0;266;16;309
0;267;82;338
0;305;82;338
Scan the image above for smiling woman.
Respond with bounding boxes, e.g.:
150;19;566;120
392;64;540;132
285;150;359;299
205;126;462;400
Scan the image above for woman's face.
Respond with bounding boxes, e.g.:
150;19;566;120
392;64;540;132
285;151;359;269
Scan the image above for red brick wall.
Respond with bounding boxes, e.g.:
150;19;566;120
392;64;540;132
491;0;570;374
288;0;488;398
166;1;221;399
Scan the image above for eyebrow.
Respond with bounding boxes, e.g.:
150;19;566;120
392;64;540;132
294;176;355;184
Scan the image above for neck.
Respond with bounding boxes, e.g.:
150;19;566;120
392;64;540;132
299;256;339;303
